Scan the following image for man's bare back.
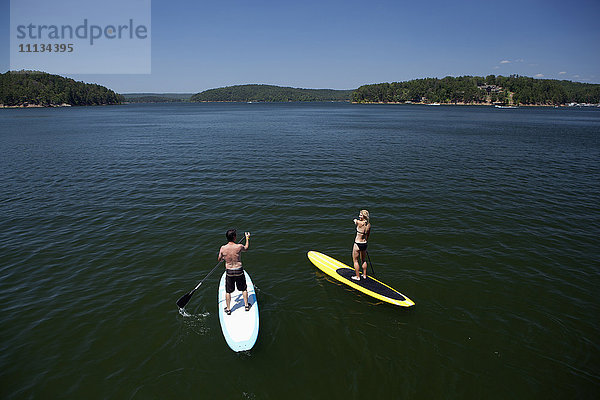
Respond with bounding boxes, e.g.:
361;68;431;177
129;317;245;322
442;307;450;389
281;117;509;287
218;231;250;268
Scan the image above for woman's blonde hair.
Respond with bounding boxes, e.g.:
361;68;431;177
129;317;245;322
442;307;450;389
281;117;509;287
360;209;370;224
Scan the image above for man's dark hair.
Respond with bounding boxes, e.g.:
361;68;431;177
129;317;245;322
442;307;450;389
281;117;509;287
226;229;237;242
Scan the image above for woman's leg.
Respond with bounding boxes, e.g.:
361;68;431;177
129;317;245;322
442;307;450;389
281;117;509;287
360;250;368;278
352;244;361;280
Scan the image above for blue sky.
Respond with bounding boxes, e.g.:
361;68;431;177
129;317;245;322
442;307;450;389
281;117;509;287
1;0;599;92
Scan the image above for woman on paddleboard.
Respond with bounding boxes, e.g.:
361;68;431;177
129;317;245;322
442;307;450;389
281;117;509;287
352;209;371;280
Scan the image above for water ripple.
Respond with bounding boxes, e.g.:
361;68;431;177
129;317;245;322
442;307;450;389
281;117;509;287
0;103;598;398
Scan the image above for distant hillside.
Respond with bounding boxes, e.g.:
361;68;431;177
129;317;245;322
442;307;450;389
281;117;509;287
191;84;353;102
0;71;123;107
352;75;600;106
123;93;193;103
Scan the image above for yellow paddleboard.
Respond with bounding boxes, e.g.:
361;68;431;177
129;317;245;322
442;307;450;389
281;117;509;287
307;251;415;307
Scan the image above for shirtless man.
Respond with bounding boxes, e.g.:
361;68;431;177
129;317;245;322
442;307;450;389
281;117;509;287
218;229;250;315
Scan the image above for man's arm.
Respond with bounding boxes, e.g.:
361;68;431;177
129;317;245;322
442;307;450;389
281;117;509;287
217;246;223;261
242;232;250;252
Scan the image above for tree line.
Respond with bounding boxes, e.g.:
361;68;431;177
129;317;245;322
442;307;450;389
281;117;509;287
352;75;600;105
4;71;599;107
123;95;185;103
0;71;124;107
191;84;353;102
122;93;193;103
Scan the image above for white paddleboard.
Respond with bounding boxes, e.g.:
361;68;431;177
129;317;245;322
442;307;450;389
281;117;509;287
218;270;259;352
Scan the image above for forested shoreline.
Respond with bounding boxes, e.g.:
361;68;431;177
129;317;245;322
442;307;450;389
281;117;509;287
2;71;600;108
190;84;353;102
0;71;123;107
352;75;600;106
122;93;193;103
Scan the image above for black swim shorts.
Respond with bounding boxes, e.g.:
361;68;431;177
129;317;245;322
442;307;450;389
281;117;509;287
225;268;247;293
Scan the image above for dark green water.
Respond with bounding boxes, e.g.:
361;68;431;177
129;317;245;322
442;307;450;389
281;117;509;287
1;103;599;399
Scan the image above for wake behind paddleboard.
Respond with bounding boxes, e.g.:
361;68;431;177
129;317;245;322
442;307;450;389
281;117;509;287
218;270;259;352
307;251;415;307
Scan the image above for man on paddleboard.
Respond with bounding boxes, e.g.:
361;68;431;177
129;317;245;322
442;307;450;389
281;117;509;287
218;229;251;315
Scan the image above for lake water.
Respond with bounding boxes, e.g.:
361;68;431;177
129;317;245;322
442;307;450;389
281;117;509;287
1;103;599;399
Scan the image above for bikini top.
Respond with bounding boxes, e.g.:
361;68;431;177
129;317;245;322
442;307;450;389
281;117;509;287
356;226;368;237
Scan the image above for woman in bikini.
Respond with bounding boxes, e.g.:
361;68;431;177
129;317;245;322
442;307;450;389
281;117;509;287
352;209;371;280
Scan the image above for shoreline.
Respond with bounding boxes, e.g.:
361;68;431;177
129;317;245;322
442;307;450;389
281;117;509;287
0;103;128;109
351;101;579;107
3;101;599;109
0;103;72;109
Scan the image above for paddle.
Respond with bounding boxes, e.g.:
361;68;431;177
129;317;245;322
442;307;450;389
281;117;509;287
176;235;245;309
366;251;376;277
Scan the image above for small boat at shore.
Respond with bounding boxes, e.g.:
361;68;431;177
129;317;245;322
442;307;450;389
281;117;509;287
495;105;518;109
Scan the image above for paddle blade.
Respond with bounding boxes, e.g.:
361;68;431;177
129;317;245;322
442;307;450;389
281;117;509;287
176;291;193;309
